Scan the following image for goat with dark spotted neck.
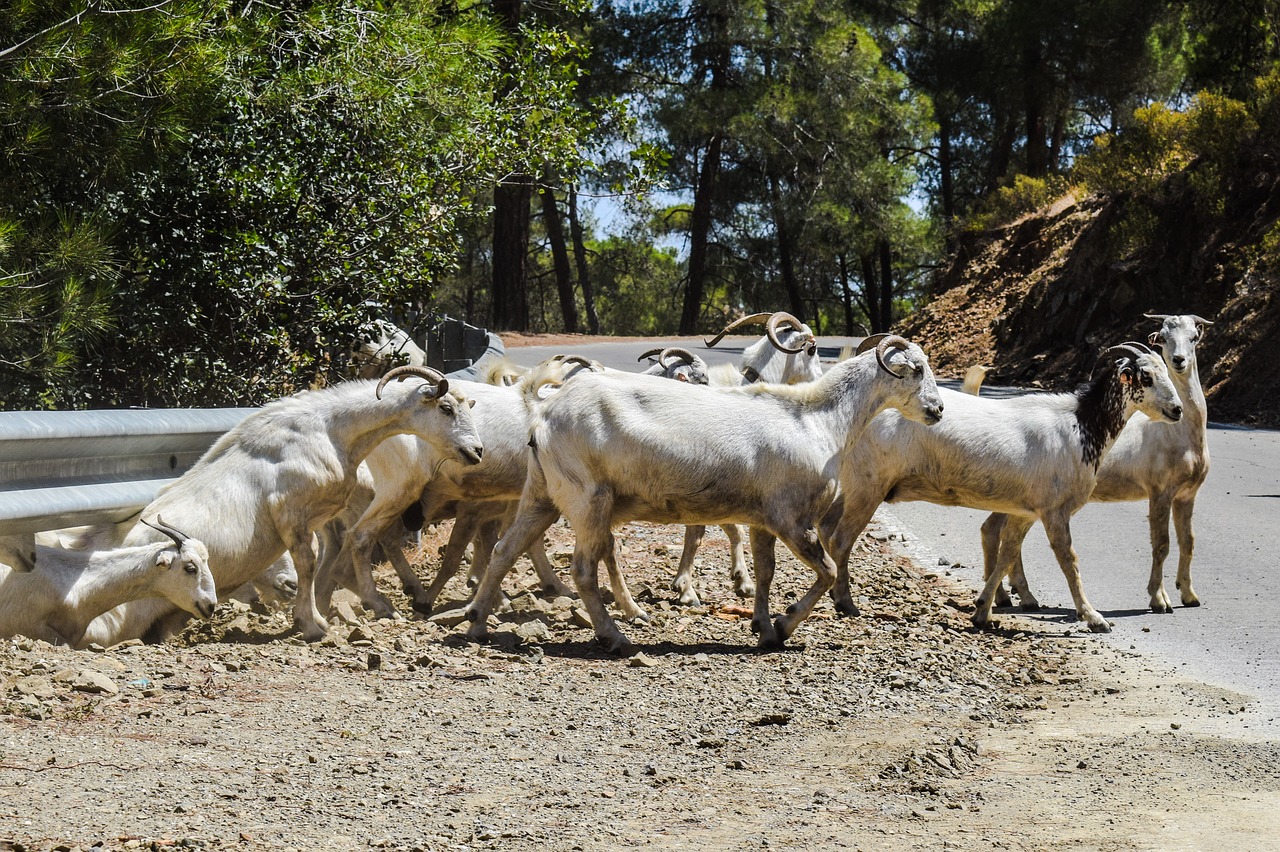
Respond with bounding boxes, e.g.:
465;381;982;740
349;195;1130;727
820;342;1182;634
983;314;1213;615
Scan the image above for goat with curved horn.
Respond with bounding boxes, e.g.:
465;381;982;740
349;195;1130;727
765;311;815;355
141;515;190;546
376;365;448;400
704;312;774;348
856;333;911;377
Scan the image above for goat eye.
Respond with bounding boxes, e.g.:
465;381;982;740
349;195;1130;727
184;564;198;575
1141;371;1154;387
440;404;454;416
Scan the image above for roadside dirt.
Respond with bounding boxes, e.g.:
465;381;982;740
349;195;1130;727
4;517;1279;852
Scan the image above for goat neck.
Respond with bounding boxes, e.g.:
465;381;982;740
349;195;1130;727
45;543;174;646
1073;365;1132;469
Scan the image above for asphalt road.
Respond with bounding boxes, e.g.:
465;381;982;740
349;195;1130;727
501;337;1280;721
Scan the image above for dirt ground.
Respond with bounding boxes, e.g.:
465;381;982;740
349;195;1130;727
4;515;1280;852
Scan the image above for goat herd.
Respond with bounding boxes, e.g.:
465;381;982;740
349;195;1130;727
0;312;1212;662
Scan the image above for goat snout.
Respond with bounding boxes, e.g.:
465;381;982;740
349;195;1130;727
1171;355;1187;372
460;444;484;465
1163;404;1183;422
197;599;216;619
925;402;944;425
277;578;299;595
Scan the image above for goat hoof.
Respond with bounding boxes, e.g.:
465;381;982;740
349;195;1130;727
735;583;755;599
754;628;784;651
1182;599;1202;608
600;634;631;655
412;599;435;616
1019;602;1042;612
1087;620;1112;634
832;599;860;618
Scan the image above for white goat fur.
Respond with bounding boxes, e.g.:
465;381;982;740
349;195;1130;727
0;535;217;647
465;341;943;652
80;372;483;647
819;345;1183;634
322;378;575;620
981;315;1211;614
674;322;825;607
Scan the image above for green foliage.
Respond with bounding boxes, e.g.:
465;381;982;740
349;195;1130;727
967;175;1075;231
0;0;604;408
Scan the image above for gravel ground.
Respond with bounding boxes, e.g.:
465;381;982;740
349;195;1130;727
3;516;1280;851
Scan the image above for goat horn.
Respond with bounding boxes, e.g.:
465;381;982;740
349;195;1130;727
658;347;702;369
704;312;774;348
1143;313;1172;322
1101;343;1147;365
1120;340;1157;355
856;333;910;376
636;348;664;363
142;515;189;547
765;311;810;354
1189;314;1214;326
559;355;600;371
376;365;448;400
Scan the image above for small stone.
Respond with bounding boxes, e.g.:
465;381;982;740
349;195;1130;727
367;652;382;671
13;675;56;699
514;619;551;643
1171;723;1182;730
72;670;117;695
427;607;471;629
334;601;361;625
628;653;658;668
571;608;593;629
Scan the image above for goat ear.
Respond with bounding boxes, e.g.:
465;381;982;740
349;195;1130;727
1147;331;1161;347
1116;359;1135;385
676;373;689;382
467;398;476;408
156;550;175;568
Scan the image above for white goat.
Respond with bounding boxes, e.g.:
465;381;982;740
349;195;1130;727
704;310;823;386
671;313;826;607
80;366;483;647
0;517;217;647
464;336;944;652
351;320;427;379
229;553;299;609
321;373;587;620
637;347;712;385
819;342;1183;634
980;314;1213;614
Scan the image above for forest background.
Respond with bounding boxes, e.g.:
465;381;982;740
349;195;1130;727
1;0;1278;409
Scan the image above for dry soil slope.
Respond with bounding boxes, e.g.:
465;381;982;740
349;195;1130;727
899;151;1280;427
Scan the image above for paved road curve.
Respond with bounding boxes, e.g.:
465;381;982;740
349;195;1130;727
501;337;1280;720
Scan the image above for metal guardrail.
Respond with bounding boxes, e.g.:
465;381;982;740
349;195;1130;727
0;408;255;536
0;325;500;540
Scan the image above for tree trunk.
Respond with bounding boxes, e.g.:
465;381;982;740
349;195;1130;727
568;187;600;334
490;0;528;331
679;7;729;335
681;133;724;334
877;238;893;331
838;252;856;335
492;182;531;330
938;111;956;253
1023;45;1048;178
768;172;805;322
861;253;881;332
540;186;579;333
